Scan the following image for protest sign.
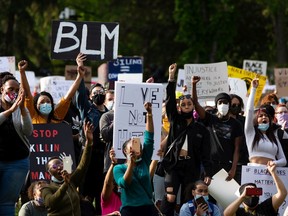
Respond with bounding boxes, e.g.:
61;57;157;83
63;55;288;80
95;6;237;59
65;65;92;89
51;20;119;60
40;76;73;104
176;69;186;93
108;57;143;81
242;165;288;216
228;77;248;109
274;68;288;97
184;62;229;102
0;56;15;74
113;82;163;160
228;66;267;107
243;59;267;76
28;123;75;182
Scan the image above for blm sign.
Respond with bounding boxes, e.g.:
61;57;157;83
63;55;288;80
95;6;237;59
51;20;119;61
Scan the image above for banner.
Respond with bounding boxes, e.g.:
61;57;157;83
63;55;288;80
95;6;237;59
28;123;75;182
113;82;163;160
51;20;119;60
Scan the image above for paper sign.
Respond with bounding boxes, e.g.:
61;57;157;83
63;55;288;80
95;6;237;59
228;77;248;110
15;71;36;95
176;69;186;93
243;60;267;76
113;82;163;160
0;56;15;74
274;68;288;97
184;62;229;102
117;73;143;83
209;169;240;209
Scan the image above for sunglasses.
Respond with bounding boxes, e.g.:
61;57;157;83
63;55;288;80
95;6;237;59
179;94;192;100
49;162;63;170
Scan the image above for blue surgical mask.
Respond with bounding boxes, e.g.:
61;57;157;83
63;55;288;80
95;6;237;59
51;176;64;184
39;103;52;115
258;123;269;131
194;194;209;202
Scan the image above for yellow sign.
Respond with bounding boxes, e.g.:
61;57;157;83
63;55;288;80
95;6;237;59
228;66;267;106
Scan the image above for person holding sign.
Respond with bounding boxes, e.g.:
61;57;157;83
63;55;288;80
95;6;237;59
41;121;94;216
113;102;160;216
224;161;287;216
0;73;33;215
160;64;213;216
245;78;286;166
179;180;221;216
18;60;85;123
192;76;243;181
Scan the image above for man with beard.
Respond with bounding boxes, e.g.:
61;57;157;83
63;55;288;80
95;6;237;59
224;161;287;216
75;53;109;215
192;76;243;182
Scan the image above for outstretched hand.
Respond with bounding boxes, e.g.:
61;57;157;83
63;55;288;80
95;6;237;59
76;53;87;67
83;120;94;146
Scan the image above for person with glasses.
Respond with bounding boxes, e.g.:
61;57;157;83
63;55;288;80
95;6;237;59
179;180;221;216
160;63;213;216
244;78;286;167
192;76;243;182
75;53;109;215
41;121;94;216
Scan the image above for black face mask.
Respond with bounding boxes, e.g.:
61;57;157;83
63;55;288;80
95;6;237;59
244;196;259;208
230;106;241;115
92;94;105;105
181;110;194;119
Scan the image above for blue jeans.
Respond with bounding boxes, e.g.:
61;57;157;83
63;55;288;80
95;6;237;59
0;157;29;216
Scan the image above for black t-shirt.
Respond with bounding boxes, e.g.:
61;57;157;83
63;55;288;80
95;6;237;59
236;197;277;216
204;112;244;162
0;108;29;161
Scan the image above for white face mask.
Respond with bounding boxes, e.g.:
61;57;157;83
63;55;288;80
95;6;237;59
106;101;114;110
217;104;229;116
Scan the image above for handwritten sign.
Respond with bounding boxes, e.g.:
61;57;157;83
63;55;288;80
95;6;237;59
28;123;75;182
274;68;288;97
40;76;73;104
108;57;143;81
51;20;119;60
65;65;92;89
242;165;288;216
184;62;229;102
113;82;163;160
228;77;248;110
0;56;15;74
176;69;186;93
243;60;267;76
228;66;267;107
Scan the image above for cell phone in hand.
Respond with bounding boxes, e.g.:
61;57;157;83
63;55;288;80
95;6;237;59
62;155;73;174
131;137;141;154
246;187;263;196
195;196;207;207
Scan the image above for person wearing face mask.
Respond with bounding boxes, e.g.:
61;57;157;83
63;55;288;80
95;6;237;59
0;73;33;216
192;76;243;182
19;60;85;124
245;78;286;167
41;121;94;216
159;64;213;216
179;180;221;216
76;53;109;215
18;181;48;216
104;89;115;111
224;161;287;216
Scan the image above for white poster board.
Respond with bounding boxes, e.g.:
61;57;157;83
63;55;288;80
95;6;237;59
113;82;163;160
117;73;143;83
243;60;267;76
176;69;186;93
228;77;248;110
184;62;229;103
15;71;36;95
209;169;240;209
40;76;73;104
241;165;288;216
0;56;16;74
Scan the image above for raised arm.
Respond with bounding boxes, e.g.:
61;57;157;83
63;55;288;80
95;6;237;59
18;60;33;99
145;102;153;133
192;76;206;119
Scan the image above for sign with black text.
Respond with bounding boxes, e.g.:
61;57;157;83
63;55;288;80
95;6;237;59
28;123;76;182
51;20;119;60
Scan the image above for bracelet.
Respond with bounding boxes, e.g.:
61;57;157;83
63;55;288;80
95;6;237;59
146;113;153;117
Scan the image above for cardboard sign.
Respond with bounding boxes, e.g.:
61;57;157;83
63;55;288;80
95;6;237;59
65;65;92;89
28;123;75;182
184;62;229;102
113;82;163;160
242;165;288;216
0;56;15;74
108;57;143;81
176;69;186;93
243;59;267;76
228;66;267;107
274;68;288;97
51;20;119;60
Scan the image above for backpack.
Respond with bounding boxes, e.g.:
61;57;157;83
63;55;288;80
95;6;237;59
188;200;214;216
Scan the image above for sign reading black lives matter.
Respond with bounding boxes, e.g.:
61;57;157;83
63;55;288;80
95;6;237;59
51;20;119;60
28;123;76;182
